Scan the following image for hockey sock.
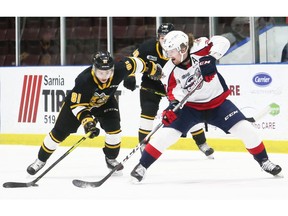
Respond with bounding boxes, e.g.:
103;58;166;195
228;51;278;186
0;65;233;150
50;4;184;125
103;143;120;159
246;142;268;165
191;128;206;146
140;143;162;169
138;129;151;143
38;143;54;162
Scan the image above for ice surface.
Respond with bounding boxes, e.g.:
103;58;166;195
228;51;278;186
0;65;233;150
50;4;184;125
0;145;287;216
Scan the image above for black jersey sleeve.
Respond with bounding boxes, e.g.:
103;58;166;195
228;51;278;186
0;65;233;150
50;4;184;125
68;67;94;122
115;56;146;78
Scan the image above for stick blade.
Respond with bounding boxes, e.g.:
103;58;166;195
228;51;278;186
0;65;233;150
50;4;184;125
246;117;256;123
3;182;38;188
72;165;121;188
72;179;100;188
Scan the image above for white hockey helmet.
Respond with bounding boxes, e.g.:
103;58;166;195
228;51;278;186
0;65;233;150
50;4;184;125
162;30;189;52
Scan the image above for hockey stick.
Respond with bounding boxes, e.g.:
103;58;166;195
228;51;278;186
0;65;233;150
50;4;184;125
72;76;204;188
3;133;91;188
245;103;279;123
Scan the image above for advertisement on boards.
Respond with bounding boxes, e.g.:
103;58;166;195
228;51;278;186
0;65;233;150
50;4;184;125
0;64;287;141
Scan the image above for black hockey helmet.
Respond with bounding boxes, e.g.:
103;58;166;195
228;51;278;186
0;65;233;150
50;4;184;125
92;51;114;70
157;23;175;36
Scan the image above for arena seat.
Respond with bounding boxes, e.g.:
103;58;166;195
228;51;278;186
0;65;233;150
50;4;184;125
21;54;40;66
22;28;40;40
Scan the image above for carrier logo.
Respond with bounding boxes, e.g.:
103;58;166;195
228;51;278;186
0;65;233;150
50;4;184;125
18;75;43;123
253;73;272;87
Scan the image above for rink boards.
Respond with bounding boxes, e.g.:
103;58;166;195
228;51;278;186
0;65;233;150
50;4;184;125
0;64;288;153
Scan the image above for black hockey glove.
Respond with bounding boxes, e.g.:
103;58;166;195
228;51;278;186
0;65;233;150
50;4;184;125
82;117;100;139
123;75;136;91
199;55;218;82
162;100;179;126
146;61;162;81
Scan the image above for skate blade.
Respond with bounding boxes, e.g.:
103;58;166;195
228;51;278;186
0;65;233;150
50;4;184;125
130;176;144;184
207;154;215;159
275;172;284;178
111;170;123;176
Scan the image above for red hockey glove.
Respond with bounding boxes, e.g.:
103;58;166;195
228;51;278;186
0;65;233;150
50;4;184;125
146;61;162;81
82;117;100;139
199;55;218;82
162;100;179;126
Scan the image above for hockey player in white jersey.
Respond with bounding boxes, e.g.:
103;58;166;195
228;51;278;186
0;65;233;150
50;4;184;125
130;30;282;182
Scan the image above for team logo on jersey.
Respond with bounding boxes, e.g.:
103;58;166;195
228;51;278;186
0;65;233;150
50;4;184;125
90;92;110;108
183;69;202;91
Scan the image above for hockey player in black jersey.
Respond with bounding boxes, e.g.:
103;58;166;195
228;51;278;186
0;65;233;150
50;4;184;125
123;23;214;157
27;51;162;176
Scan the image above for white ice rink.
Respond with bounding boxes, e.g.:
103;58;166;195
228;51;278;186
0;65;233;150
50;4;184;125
1;144;287;216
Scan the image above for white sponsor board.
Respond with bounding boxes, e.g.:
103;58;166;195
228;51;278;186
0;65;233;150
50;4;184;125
1;64;288;140
0;66;86;134
207;64;288;140
0;65;141;137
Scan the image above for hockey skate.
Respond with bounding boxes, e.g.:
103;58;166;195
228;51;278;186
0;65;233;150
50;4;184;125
261;159;282;176
27;159;46;175
197;143;215;159
105;157;123;176
130;163;146;183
